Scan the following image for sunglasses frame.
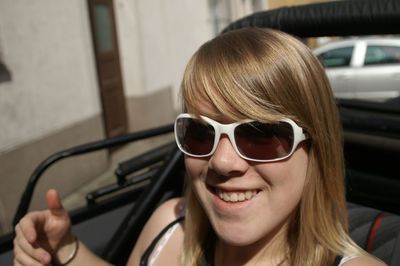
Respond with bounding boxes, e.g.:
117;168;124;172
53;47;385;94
174;113;308;162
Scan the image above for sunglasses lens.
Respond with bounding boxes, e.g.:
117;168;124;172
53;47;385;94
176;118;215;156
234;122;294;160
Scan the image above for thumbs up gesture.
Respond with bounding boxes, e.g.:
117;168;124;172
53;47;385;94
14;189;74;265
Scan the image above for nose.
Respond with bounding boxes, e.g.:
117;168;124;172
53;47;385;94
208;135;249;176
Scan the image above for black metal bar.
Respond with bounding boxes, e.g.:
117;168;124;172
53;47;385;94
12;124;174;226
1;181;148;254
86;168;158;204
337;99;400;114
222;0;400;37
69;184;146;225
0;233;13;254
115;142;175;184
103;148;183;265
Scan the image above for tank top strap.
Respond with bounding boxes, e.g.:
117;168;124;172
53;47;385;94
337;255;360;266
140;216;185;266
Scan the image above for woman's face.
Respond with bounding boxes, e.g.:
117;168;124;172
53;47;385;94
185;103;309;247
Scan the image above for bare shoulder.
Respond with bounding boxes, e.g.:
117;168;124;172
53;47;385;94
342;254;387;266
149;197;186;224
127;197;185;265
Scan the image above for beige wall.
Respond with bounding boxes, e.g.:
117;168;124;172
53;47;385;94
0;0;105;234
268;0;333;9
0;1;101;153
0;0;214;235
114;0;213;112
0;115;108;234
126;87;176;132
0;87;177;234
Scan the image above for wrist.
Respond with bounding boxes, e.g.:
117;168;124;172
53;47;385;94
54;235;79;265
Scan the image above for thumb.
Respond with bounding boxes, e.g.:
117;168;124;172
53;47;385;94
46;189;67;218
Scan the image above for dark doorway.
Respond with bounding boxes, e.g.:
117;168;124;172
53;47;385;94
88;0;127;139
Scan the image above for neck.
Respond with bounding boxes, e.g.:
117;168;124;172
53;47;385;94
213;221;289;266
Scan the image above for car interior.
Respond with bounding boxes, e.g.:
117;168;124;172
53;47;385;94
1;0;399;265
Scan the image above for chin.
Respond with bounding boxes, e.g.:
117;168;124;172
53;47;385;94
219;236;258;247
211;219;261;246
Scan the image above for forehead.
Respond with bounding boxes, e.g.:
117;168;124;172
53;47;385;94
186;98;286;126
187;99;235;123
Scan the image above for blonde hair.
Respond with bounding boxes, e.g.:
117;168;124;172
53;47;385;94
181;28;362;265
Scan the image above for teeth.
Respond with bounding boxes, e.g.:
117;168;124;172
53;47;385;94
245;191;253;200
217;189;258;202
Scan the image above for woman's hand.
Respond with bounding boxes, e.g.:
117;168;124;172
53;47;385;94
13;189;74;265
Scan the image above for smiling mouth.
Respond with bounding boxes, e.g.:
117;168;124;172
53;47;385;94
215;188;259;203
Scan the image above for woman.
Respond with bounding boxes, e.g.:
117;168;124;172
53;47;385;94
13;28;385;266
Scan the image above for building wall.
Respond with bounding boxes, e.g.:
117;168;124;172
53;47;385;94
268;0;332;9
114;0;213;131
0;0;213;234
0;0;108;234
0;0;101;153
0;116;107;234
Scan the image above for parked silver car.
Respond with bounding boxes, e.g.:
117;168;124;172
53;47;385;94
313;38;400;102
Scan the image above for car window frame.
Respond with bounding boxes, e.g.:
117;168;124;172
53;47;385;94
317;45;355;68
363;43;400;66
314;40;367;69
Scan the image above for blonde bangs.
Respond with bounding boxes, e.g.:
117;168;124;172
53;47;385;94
181;34;286;123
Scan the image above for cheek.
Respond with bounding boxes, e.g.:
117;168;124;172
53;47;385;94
257;148;309;203
184;157;212;211
184;156;208;182
287;148;309;191
282;155;308;193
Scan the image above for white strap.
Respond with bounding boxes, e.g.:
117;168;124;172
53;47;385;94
338;255;359;266
148;223;180;266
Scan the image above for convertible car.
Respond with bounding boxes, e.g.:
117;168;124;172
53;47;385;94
1;0;399;265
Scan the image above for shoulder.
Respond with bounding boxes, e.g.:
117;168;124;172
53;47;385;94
149;197;186;224
127;197;185;265
341;254;387;266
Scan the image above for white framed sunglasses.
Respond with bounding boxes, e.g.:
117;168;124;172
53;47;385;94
174;113;308;162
